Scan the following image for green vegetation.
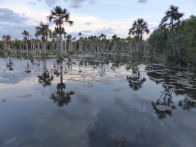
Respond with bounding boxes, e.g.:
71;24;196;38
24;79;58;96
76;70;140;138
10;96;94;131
148;6;196;66
0;5;195;67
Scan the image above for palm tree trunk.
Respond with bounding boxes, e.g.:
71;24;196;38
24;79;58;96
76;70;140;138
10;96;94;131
64;39;67;54
60;33;63;56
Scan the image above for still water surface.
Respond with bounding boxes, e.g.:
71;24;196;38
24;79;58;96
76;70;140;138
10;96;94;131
0;56;196;147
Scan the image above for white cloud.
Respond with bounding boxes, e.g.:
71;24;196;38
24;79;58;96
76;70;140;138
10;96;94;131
138;0;147;3
0;4;156;39
36;0;97;8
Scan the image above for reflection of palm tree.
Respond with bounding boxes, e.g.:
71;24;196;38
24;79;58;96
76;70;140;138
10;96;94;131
152;85;175;119
178;95;196;111
78;61;82;73
98;63;105;77
127;65;146;91
25;62;31;73
6;57;13;71
51;64;74;107
38;65;53;87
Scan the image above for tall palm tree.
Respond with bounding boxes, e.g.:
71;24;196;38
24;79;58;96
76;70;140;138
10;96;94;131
63;32;67;53
78;32;82;52
129;18;149;51
36;22;50;54
2;35;7;50
5;35;11;51
22;30;29;54
67;34;72;52
48;6;74;57
112;34;118;52
159;5;184;59
35;31;40;55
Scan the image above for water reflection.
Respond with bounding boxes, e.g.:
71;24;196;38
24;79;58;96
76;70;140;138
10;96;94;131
25;61;31;73
38;64;53;87
152;85;175;119
146;64;196;119
1;56;196;147
127;65;146;91
179;95;196;111
51;64;74;107
6;57;13;71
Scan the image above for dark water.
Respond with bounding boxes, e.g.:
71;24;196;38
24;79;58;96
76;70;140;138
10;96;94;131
0;56;196;147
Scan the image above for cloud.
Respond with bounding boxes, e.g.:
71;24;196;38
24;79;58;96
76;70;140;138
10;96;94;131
37;0;97;8
0;8;35;39
0;24;35;39
0;8;28;24
138;0;147;3
43;0;59;7
95;27;114;35
66;0;97;9
28;1;37;6
85;22;91;25
82;30;92;34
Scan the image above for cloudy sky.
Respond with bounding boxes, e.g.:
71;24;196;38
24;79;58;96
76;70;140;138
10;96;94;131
0;0;195;39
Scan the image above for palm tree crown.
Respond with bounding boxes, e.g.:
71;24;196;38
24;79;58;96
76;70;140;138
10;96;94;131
48;6;73;57
159;5;184;30
36;22;49;41
22;30;29;40
48;6;73;34
129;18;149;40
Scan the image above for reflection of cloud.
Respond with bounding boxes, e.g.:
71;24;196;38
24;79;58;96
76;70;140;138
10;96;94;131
17;93;99;147
0;72;29;85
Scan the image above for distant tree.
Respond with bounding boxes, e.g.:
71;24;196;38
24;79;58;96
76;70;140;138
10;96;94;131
22;30;29;53
78;32;82;52
36;22;50;54
129;18;149;51
2;35;7;50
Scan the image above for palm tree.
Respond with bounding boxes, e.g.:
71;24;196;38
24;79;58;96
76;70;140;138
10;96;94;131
22;30;29;55
49;30;58;52
35;31;40;55
67;34;72;52
2;35;7;50
48;6;74;57
129;18;149;51
112;34;118;52
159;5;184;59
78;32;82;52
36;22;50;54
63;32;67;53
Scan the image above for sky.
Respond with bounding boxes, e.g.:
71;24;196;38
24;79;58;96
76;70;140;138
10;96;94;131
0;0;195;39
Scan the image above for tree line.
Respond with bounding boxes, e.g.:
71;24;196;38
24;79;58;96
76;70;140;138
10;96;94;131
0;5;195;66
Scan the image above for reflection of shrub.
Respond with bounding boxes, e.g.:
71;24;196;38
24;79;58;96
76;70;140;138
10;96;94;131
38;71;54;87
127;76;146;91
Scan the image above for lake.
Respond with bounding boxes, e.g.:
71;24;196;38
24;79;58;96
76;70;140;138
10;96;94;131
0;55;196;147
